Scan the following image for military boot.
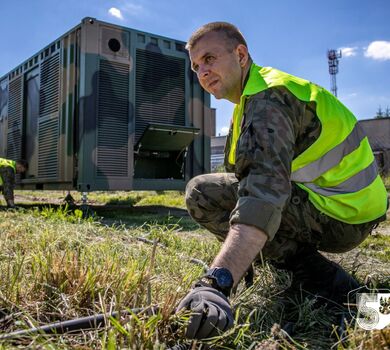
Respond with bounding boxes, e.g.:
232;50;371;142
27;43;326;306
281;246;360;307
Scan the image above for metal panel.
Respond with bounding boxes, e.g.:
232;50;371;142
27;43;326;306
96;59;130;177
25;71;40;178
135;49;185;144
101;26;129;59
0;78;8;157
6;129;21;160
137;123;199;151
38;116;59;178
40;53;60;117
38;53;60;179
59;29;79;184
7;77;23;160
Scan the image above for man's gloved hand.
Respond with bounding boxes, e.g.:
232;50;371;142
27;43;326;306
176;286;234;339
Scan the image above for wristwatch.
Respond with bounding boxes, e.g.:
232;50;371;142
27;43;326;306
197;267;234;297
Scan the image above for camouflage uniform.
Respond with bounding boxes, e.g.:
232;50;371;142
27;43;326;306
0;165;15;205
186;86;385;263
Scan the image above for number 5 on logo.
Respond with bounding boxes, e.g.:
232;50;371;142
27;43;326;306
357;292;390;330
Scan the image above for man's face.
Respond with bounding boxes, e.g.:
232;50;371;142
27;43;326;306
189;32;244;103
16;164;26;174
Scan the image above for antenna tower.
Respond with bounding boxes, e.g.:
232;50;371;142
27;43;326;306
327;49;342;97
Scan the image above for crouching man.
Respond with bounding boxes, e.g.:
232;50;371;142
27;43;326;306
176;22;388;339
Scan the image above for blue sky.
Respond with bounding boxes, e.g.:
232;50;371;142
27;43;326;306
2;0;390;135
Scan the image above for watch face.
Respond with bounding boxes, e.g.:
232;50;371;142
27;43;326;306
214;268;233;289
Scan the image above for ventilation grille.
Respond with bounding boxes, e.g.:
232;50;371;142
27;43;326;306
135;49;185;144
40;53;60;117
6;129;21;160
38;117;59;178
8;77;22;127
7;77;23;159
96;60;129;177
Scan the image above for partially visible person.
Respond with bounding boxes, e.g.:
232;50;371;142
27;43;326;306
0;158;28;208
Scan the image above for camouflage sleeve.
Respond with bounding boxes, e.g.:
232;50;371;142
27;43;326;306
229;87;302;240
0;166;15;202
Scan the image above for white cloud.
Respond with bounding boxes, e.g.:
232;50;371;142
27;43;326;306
364;41;390;60
220;126;229;136
339;47;358;57
108;7;124;20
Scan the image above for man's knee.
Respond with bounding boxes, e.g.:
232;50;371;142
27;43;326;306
185;173;237;209
185;174;210;209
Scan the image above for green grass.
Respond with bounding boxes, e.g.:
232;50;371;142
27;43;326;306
0;192;389;349
11;190;186;208
359;233;390;262
0;207;215;348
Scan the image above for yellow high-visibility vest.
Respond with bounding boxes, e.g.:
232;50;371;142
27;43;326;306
229;64;388;224
0;158;16;186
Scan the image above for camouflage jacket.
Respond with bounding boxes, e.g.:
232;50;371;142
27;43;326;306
225;86;321;240
0;166;15;202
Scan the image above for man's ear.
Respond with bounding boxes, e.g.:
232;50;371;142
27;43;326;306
236;44;249;67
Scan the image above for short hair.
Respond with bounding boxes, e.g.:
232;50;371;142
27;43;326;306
16;159;28;171
186;22;248;51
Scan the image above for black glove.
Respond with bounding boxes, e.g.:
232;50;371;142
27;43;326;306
176;286;234;339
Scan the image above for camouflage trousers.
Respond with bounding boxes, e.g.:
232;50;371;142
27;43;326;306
185;173;382;263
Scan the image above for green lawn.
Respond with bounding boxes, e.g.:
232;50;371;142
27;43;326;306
0;191;389;349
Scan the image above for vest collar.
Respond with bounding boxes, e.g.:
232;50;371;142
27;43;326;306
241;63;268;97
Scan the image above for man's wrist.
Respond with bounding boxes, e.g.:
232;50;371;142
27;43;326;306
195;267;234;297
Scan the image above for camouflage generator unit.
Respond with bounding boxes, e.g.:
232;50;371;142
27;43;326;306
0;17;214;191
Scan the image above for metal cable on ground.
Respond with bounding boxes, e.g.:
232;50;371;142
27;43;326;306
0;307;152;340
0;307;196;350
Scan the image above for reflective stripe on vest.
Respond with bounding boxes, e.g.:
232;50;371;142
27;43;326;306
0;158;16;186
302;160;378;196
228;64;388;224
290;122;366;182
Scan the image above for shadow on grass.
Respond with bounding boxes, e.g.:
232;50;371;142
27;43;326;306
101;210;200;232
0;203;200;232
105;198;140;206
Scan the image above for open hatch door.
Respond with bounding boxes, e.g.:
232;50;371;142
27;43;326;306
135;123;200;179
